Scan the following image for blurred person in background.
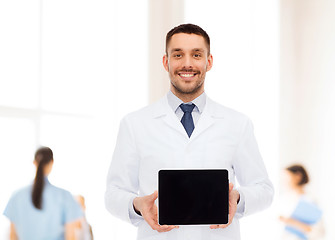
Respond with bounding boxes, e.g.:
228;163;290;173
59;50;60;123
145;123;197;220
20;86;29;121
279;164;325;240
3;146;83;240
74;195;94;240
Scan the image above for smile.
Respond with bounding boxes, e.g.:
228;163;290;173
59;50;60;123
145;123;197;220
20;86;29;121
178;73;197;78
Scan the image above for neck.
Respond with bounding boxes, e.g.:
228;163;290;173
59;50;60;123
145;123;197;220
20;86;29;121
171;88;204;103
293;186;305;195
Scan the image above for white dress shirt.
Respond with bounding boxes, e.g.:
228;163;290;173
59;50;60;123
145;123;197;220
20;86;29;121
167;90;206;124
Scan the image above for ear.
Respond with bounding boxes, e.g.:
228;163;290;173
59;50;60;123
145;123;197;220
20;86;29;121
206;54;213;72
44;160;54;176
162;54;169;72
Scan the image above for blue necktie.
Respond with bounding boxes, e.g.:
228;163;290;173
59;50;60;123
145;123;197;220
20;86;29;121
180;103;196;137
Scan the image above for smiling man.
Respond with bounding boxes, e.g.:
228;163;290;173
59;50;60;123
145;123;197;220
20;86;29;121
163;31;213;102
105;24;274;240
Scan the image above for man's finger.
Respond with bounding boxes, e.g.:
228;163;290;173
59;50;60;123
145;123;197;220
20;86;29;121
210;224;228;229
156;224;169;232
146;216;161;231
149;191;158;201
145;214;177;232
229;183;234;192
149;222;178;233
157;225;178;232
145;215;179;232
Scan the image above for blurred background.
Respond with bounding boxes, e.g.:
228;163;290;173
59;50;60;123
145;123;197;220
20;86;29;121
0;0;334;239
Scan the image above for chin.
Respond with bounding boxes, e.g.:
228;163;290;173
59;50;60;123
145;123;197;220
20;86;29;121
172;80;204;95
178;87;202;96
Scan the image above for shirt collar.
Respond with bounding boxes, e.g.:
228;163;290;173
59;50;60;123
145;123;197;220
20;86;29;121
167;90;206;113
44;177;50;185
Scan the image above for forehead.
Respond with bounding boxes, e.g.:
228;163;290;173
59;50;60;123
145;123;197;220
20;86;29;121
167;33;208;53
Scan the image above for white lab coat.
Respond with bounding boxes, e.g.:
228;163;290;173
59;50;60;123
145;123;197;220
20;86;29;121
105;95;274;240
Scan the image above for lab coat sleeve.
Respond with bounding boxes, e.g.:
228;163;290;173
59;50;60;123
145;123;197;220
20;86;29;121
233;118;274;217
105;116;143;225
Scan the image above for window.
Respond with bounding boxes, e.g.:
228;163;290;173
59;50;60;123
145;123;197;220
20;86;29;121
0;0;148;238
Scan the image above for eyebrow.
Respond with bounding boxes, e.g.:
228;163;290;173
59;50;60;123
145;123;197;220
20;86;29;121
170;48;205;53
193;48;205;52
171;48;182;53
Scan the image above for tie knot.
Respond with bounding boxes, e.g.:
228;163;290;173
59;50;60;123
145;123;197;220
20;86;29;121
180;103;196;113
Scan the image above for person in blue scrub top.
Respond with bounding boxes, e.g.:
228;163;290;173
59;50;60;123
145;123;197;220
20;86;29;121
279;164;325;240
3;146;83;240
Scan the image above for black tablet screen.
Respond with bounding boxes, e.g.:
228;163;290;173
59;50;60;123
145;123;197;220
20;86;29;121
158;169;229;225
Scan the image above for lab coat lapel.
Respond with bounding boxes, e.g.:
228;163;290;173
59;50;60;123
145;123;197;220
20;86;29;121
190;97;223;141
152;96;188;138
151;96;224;140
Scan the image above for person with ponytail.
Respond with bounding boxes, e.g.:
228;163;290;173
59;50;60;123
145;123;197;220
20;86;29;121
3;147;83;240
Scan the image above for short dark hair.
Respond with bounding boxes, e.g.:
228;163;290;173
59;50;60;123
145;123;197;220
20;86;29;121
165;23;210;55
286;164;309;186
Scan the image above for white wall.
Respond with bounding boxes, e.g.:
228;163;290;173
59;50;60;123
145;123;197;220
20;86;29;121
148;0;184;103
280;0;335;239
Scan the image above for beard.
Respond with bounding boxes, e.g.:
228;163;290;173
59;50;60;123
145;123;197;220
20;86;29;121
170;69;206;96
171;78;205;95
168;64;208;99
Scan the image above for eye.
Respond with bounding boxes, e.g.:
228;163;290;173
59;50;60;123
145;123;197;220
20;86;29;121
194;54;201;58
173;54;182;58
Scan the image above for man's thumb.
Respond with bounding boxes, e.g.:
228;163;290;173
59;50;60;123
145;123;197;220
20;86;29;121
229;183;234;192
150;190;158;201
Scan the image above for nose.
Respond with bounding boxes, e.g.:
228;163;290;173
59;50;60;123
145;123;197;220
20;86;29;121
182;55;193;69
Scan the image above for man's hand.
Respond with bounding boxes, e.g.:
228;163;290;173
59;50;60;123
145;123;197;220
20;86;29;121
133;191;179;233
210;183;240;229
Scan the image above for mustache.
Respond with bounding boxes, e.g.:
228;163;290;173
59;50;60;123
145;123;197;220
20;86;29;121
174;68;200;74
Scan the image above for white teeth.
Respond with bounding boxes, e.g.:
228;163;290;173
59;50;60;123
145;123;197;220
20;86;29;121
180;74;194;77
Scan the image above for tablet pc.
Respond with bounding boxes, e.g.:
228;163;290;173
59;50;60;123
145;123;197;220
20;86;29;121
158;169;229;225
